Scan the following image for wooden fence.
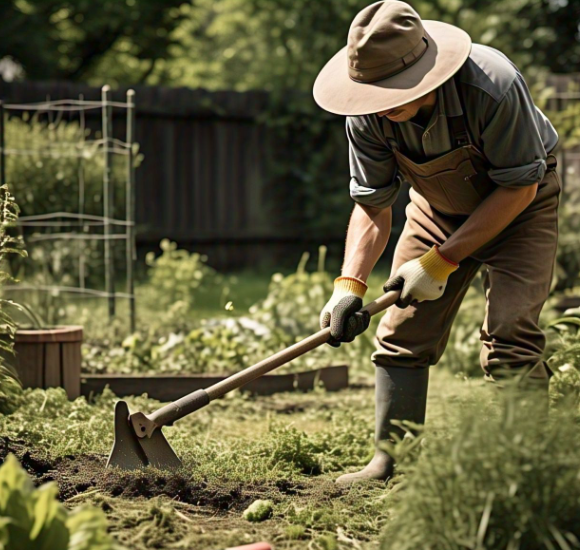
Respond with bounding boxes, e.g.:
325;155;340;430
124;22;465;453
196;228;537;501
0;80;370;268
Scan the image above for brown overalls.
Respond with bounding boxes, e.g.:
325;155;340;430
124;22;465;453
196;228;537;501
373;81;560;383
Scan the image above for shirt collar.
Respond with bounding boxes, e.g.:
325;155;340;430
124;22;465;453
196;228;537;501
407;77;463;132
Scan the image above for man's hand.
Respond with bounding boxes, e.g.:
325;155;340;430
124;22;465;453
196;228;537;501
384;246;459;308
320;276;370;347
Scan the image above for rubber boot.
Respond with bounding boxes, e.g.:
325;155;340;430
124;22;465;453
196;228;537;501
336;365;429;486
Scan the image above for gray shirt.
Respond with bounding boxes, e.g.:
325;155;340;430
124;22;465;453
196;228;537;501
347;44;559;209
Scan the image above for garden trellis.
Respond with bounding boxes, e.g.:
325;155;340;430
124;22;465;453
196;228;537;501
0;86;137;331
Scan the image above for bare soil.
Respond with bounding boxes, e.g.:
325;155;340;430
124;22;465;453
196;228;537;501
0;436;339;510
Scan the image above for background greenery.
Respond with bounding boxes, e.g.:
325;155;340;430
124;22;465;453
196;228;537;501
2;0;579;89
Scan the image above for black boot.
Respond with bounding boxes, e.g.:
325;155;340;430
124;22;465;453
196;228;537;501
336;365;429;486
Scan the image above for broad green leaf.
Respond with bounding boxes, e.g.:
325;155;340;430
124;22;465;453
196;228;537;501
30;483;60;539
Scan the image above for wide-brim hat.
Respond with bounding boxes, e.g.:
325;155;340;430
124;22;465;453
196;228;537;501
313;1;472;116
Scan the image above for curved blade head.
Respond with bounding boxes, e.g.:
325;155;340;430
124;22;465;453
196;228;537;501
107;401;182;471
107;400;148;470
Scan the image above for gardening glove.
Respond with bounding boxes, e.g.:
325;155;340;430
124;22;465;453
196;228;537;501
320;276;370;347
384;245;459;308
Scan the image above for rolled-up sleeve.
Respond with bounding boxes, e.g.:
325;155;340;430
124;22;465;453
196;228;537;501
482;73;552;187
346;116;400;208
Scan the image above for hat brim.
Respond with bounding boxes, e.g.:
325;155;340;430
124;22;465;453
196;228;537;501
313;21;472;116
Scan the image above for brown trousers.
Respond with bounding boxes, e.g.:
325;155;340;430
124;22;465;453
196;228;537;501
373;170;561;382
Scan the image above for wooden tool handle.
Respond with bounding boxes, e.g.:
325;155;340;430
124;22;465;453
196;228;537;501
146;290;400;429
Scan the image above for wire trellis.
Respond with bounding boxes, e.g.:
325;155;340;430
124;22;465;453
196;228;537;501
0;86;137;332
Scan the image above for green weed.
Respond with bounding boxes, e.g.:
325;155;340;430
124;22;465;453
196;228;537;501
381;389;580;550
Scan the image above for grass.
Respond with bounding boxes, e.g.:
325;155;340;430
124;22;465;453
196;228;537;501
0;369;472;550
380;390;580;550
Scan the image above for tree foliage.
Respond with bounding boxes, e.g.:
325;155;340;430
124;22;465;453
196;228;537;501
1;0;579;89
0;0;188;82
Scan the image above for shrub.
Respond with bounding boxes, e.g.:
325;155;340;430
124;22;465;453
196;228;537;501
0;454;121;550
141;239;224;310
380;390;580;550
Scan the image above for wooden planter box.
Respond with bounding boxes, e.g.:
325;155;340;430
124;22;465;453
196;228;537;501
81;364;348;400
13;326;83;400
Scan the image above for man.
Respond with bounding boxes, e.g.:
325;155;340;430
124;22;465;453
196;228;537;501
314;1;560;485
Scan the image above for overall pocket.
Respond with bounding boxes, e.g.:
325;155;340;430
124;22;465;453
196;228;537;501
432;160;486;215
402;159;481;216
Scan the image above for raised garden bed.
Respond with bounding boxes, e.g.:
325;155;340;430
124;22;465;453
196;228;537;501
81;364;348;399
13;326;83;399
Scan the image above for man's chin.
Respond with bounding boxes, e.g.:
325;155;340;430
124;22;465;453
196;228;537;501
386;112;411;122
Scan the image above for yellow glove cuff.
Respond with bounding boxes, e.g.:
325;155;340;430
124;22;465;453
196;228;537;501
334;276;368;298
418;246;459;282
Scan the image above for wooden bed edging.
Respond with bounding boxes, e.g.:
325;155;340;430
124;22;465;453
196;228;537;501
81;365;348;400
13;326;83;400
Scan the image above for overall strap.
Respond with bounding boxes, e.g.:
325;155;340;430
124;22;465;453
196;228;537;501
448;73;472;148
380;116;400;152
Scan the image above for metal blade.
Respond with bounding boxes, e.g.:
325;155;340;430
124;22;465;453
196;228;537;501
137;428;182;470
107;400;182;470
107;400;148;470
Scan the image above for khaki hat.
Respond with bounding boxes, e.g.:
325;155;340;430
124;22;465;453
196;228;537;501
313;1;471;116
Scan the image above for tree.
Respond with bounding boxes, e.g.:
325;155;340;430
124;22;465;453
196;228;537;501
0;0;188;82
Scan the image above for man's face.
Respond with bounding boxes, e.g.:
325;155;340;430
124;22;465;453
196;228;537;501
376;93;433;122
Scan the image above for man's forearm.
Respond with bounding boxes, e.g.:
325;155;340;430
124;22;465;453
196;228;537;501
439;183;538;263
342;203;392;282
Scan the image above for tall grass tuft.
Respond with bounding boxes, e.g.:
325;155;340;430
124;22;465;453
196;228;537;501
381;389;580;550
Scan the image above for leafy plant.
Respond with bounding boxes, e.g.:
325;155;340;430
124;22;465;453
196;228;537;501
4;113;142;305
544;309;580;410
0;185;26;414
0;454;122;550
0;363;22;416
5;114;140;221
